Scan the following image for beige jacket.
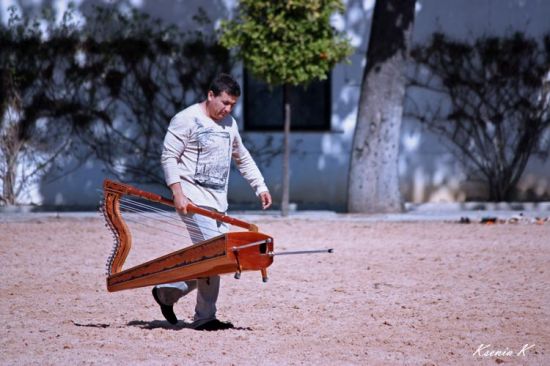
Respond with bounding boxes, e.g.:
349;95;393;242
161;103;268;212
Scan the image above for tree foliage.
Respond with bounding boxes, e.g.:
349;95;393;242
220;0;352;86
408;32;550;201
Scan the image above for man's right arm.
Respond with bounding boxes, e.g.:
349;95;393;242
169;182;190;214
161;114;191;214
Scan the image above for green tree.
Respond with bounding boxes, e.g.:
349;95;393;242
220;0;352;216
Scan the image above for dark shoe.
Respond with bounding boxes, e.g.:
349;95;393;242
152;287;178;325
194;319;234;331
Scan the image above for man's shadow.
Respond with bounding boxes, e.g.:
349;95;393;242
127;319;252;331
127;320;190;330
72;319;252;331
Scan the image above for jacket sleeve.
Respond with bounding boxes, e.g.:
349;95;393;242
232;129;269;196
161;114;191;187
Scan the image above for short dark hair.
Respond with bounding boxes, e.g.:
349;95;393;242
209;73;241;97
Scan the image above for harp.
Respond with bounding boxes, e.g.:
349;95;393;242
100;179;274;292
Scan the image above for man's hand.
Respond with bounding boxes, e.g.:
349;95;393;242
259;191;272;210
173;193;190;214
169;182;190;214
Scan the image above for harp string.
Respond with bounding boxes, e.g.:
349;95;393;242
99;189;227;238
118;200;198;239
117;196;223;237
99;187;245;232
117;204;204;243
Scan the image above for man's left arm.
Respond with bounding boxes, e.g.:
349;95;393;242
232;131;272;210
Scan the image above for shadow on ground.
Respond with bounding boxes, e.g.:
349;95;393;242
126;320;252;331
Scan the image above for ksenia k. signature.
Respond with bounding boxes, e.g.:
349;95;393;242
473;344;535;358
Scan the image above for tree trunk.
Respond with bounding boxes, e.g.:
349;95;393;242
348;0;416;213
2;164;17;205
281;84;291;217
0;126;20;206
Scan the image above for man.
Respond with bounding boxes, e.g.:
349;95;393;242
153;73;272;330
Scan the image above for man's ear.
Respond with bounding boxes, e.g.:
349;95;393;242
207;90;214;101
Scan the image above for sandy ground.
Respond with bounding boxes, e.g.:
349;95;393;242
1;214;549;365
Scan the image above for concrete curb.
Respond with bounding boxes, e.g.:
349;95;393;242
2;202;550;223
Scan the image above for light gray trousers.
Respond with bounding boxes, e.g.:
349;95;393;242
155;210;229;325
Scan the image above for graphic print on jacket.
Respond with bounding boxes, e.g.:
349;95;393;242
194;127;231;191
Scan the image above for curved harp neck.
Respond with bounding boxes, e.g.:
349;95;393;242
101;185;132;276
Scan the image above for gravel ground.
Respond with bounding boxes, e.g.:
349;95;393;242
1;214;549;365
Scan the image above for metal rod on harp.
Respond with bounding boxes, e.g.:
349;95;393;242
231;239;272;252
267;249;333;257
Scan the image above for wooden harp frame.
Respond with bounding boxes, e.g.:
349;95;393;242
101;179;274;292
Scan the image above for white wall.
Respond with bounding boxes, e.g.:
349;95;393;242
2;0;549;209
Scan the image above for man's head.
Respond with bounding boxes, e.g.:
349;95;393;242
209;73;241;98
205;73;241;122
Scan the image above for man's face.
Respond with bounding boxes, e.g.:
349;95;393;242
206;90;239;122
